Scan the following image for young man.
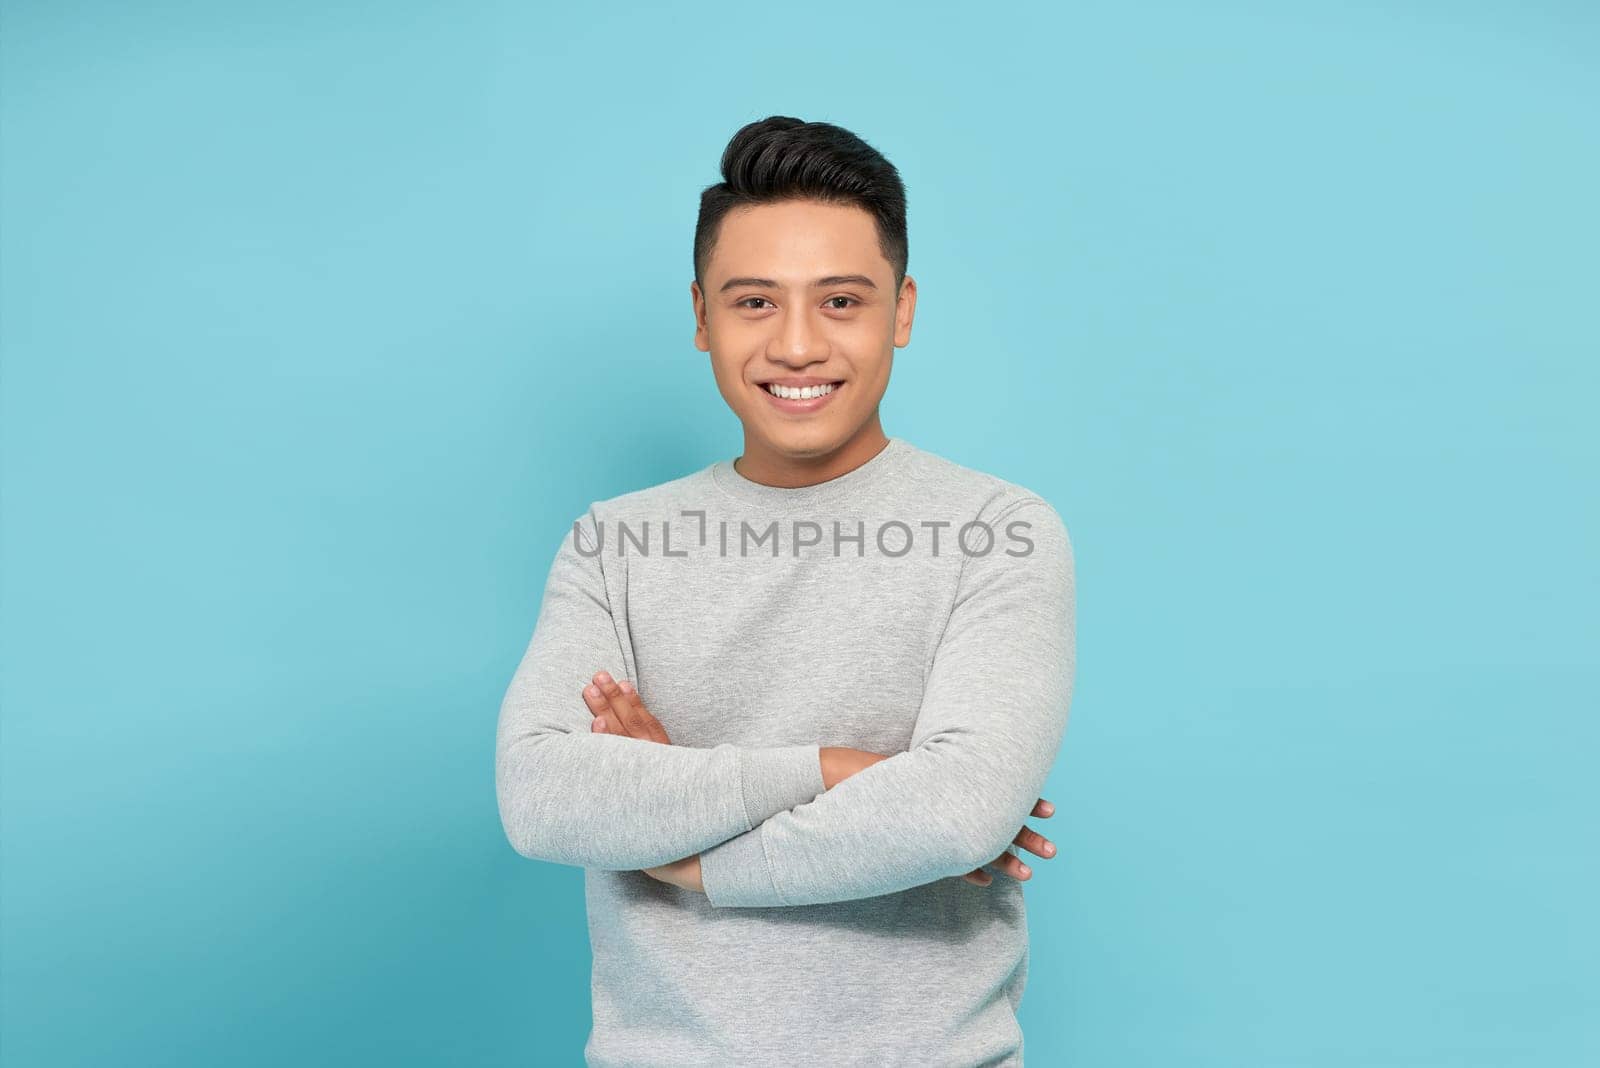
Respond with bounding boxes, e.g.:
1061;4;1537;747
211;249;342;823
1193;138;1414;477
495;116;1076;1066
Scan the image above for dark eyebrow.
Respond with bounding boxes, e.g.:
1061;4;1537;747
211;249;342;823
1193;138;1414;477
718;274;879;293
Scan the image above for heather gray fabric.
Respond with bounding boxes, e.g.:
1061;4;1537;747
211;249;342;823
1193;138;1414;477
495;436;1076;1067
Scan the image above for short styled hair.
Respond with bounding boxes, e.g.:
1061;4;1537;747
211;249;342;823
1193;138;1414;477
693;116;908;292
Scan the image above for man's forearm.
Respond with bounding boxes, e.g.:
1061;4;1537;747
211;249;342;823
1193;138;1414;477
697;732;1059;906
496;729;825;870
640;747;891;894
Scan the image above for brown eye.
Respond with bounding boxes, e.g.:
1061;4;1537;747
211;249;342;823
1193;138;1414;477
826;296;859;310
738;297;773;309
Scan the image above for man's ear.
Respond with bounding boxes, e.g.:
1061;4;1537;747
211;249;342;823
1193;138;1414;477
893;274;917;348
690;280;710;352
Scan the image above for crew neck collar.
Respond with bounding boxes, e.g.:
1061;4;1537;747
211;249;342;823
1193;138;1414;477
710;437;911;509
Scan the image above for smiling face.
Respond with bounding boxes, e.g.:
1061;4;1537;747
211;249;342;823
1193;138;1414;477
691;198;917;487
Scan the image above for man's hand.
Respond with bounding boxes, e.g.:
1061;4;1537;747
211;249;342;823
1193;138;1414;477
819;746;890;788
582;671;671;744
961;798;1057;886
582;672;703;890
641;854;704;893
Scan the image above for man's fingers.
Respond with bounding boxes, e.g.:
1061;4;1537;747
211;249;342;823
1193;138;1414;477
989;851;1034;881
960;806;1061;889
583;682;629;737
586;672;670;745
587;672;641;738
618;680;670;745
593;672;647;738
1013;824;1057;860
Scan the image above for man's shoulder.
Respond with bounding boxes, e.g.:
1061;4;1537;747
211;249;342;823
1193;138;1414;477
896;439;1065;528
899;442;1072;580
573;464;713;528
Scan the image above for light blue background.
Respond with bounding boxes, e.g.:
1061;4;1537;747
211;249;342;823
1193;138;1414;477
3;2;1595;1064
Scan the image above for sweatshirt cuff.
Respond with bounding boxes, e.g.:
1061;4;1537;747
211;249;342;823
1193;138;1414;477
700;823;783;907
735;745;825;828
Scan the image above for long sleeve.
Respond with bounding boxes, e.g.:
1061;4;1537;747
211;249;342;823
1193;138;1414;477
698;498;1075;907
495;509;827;870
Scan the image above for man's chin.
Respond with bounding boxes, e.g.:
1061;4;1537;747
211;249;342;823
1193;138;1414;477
752;424;846;462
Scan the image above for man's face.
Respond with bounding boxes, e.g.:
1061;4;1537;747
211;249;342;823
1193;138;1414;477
692;198;916;463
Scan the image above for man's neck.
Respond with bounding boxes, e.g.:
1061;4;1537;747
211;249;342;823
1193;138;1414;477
732;420;891;489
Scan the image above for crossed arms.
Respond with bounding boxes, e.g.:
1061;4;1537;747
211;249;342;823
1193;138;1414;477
494;500;1075;907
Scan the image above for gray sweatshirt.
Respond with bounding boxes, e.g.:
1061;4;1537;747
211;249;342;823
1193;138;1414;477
495;436;1076;1066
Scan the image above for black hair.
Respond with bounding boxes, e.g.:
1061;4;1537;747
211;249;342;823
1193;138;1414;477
693;116;908;293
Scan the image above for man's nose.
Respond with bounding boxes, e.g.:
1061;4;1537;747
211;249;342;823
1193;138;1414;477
769;306;824;363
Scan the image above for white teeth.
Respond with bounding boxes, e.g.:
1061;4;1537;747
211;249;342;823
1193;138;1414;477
765;382;838;400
